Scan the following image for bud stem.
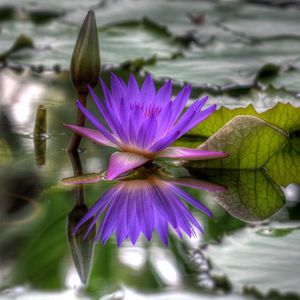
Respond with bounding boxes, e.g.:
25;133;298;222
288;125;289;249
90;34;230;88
66;93;88;152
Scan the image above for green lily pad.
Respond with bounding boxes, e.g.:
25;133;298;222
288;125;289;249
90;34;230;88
207;223;300;295
189;102;300;138
187;115;288;169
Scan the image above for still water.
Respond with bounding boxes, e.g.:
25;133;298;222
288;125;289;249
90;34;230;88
0;67;300;300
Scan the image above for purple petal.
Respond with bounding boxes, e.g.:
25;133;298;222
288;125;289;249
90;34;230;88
175;199;204;234
161;101;216;143
138;115;157;148
74;187;118;234
157;147;228;160
87;85;114;129
151;184;178;228
156;80;172;105
111;73;126;102
149;130;181;153
154;210;169;246
76;100;118;145
176;104;217;139
141;75;156;104
87;85;128;143
170;85;192;125
128;74;141;103
127;192;140;244
99;78;123;127
64;124;118;148
100;192;125;244
156;101;173;137
165;191;193;237
127;114;139;145
161;189;192;236
170;96;209;133
115;187;129;246
83;205;105;240
106;152;150;180
138;187;154;240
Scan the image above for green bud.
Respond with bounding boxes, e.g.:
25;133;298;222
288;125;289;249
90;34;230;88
71;10;100;95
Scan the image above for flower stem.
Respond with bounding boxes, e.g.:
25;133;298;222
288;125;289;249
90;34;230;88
66;93;88;152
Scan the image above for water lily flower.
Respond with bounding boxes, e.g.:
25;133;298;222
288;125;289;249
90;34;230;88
65;74;227;179
70;174;226;246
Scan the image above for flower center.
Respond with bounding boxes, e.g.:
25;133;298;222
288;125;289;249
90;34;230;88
130;102;162;118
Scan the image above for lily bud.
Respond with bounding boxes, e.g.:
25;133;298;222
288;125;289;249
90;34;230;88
70;10;100;95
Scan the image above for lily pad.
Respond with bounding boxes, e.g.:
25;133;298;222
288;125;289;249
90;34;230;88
271;67;300;92
207;223;300;295
222;4;300;40
144;39;300;88
187;115;288;169
189;102;300;138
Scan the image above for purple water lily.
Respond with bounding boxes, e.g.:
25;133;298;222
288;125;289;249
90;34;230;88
71;175;226;246
65;74;227;179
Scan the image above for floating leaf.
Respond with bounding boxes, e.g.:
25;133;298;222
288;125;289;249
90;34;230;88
145;38;300;88
187;115;288;169
190;102;300;138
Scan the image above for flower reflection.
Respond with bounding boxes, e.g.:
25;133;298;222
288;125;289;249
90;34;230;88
64;74;227;179
66;171;226;246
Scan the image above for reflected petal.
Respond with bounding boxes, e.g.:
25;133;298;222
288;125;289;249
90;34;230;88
168;178;227;193
167;184;213;218
107;152;150;180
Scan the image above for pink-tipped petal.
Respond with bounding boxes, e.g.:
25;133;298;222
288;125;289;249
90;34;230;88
106;152;150;180
156;147;228;160
64;124;118;148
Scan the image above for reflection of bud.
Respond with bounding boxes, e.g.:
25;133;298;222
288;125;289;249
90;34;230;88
67;204;96;283
70;10;100;95
33;105;47;166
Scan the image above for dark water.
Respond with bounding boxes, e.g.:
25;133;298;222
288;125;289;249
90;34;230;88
1;67;300;300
